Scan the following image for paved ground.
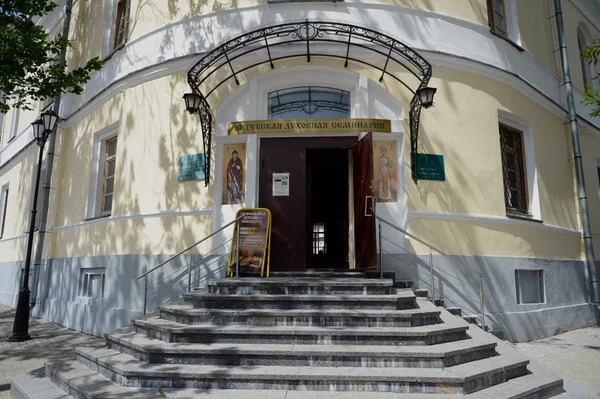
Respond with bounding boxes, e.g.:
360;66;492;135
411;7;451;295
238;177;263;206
0;304;104;399
515;326;600;398
0;303;599;398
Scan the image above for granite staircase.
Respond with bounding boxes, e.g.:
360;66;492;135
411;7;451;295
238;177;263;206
14;275;564;399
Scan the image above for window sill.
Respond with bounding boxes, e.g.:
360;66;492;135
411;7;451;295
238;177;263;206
506;212;543;224
490;30;525;52
102;43;126;62
7;136;16;144
83;214;111;222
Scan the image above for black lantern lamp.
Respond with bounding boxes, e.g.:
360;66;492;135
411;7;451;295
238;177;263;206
183;92;202;114
41;110;59;135
31;119;45;142
417;87;437;109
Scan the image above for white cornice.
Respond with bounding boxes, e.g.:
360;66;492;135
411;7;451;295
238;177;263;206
5;3;600;172
571;0;600;33
408;210;581;236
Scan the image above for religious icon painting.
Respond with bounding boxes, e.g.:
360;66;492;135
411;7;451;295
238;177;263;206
373;140;398;202
222;143;246;205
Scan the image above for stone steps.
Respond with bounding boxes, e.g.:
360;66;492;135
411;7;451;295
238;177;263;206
158;302;439;327
105;329;498;368
183;291;415;310
15;276;563;398
71;347;530;394
133;316;469;345
208;277;394;295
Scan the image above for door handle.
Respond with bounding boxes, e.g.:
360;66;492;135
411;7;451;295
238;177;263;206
364;196;375;217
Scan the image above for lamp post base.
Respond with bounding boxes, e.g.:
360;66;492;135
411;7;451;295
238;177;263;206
9;287;32;342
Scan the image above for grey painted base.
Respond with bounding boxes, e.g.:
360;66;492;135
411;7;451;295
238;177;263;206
384;254;597;342
0;254;225;336
0;252;597;340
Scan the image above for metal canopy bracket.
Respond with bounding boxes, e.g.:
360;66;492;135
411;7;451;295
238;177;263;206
186;21;433;185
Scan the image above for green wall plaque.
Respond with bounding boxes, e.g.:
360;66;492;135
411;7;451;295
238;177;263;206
415;154;445;181
178;154;206;181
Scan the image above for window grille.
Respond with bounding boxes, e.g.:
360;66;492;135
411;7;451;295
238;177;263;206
79;268;106;298
101;136;117;215
313;223;327;255
499;124;528;214
113;0;130;49
487;0;507;37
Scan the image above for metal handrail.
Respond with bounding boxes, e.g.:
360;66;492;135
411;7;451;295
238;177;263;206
138;215;244;314
376;215;489;330
376;216;489;280
138;216;243;280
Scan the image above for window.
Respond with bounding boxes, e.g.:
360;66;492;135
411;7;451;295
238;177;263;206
487;0;507;37
577;26;594;90
0;185;8;238
113;0;130;49
9;106;19;141
101;136;117;216
268;86;350;120
0;112;5;143
499;124;528;214
313;223;326;255
515;270;545;304
79;268;106;298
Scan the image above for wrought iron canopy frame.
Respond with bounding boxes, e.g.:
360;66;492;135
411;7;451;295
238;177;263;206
187;21;433;185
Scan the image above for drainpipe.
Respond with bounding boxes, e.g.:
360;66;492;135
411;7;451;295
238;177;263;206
553;0;600;313
30;0;73;310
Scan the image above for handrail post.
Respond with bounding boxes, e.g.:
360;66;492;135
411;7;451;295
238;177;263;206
480;276;485;330
378;220;383;278
429;250;435;302
187;251;192;292
143;276;148;315
235;221;241;278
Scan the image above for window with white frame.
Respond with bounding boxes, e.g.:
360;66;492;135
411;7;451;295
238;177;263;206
0;184;8;238
88;125;119;219
577;24;595;90
515;269;545;304
101;136;117;216
0;112;5;144
79;268;106;298
486;0;521;46
113;0;130;49
497;111;539;219
9;107;19;141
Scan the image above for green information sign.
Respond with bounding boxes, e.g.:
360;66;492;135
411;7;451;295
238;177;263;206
415;154;445;181
178;154;206;181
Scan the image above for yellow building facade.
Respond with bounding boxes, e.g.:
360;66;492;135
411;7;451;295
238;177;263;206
0;0;599;341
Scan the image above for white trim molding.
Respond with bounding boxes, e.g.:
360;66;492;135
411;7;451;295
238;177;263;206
408;210;581;236
48;208;213;233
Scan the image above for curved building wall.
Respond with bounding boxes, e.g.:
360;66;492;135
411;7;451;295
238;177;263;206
0;0;599;340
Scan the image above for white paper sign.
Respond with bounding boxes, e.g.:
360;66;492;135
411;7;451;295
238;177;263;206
273;173;290;196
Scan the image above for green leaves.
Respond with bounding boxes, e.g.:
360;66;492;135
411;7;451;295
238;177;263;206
0;0;104;113
580;37;600;118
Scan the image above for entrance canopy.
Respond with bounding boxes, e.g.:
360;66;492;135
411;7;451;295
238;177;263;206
186;21;433;185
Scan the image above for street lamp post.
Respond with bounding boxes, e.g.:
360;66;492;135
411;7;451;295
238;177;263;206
9;110;59;342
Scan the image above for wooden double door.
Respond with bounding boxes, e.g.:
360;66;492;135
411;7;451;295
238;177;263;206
258;134;376;272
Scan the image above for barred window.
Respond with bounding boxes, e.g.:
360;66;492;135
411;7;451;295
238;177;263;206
313;223;326;255
113;0;131;49
499;124;528;214
487;0;507;38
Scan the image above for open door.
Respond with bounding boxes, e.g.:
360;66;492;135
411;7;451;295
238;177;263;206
353;131;377;269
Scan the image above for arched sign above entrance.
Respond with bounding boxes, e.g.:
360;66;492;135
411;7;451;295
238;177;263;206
185;21;435;185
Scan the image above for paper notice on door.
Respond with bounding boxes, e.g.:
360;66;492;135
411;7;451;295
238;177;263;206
273;173;290;196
